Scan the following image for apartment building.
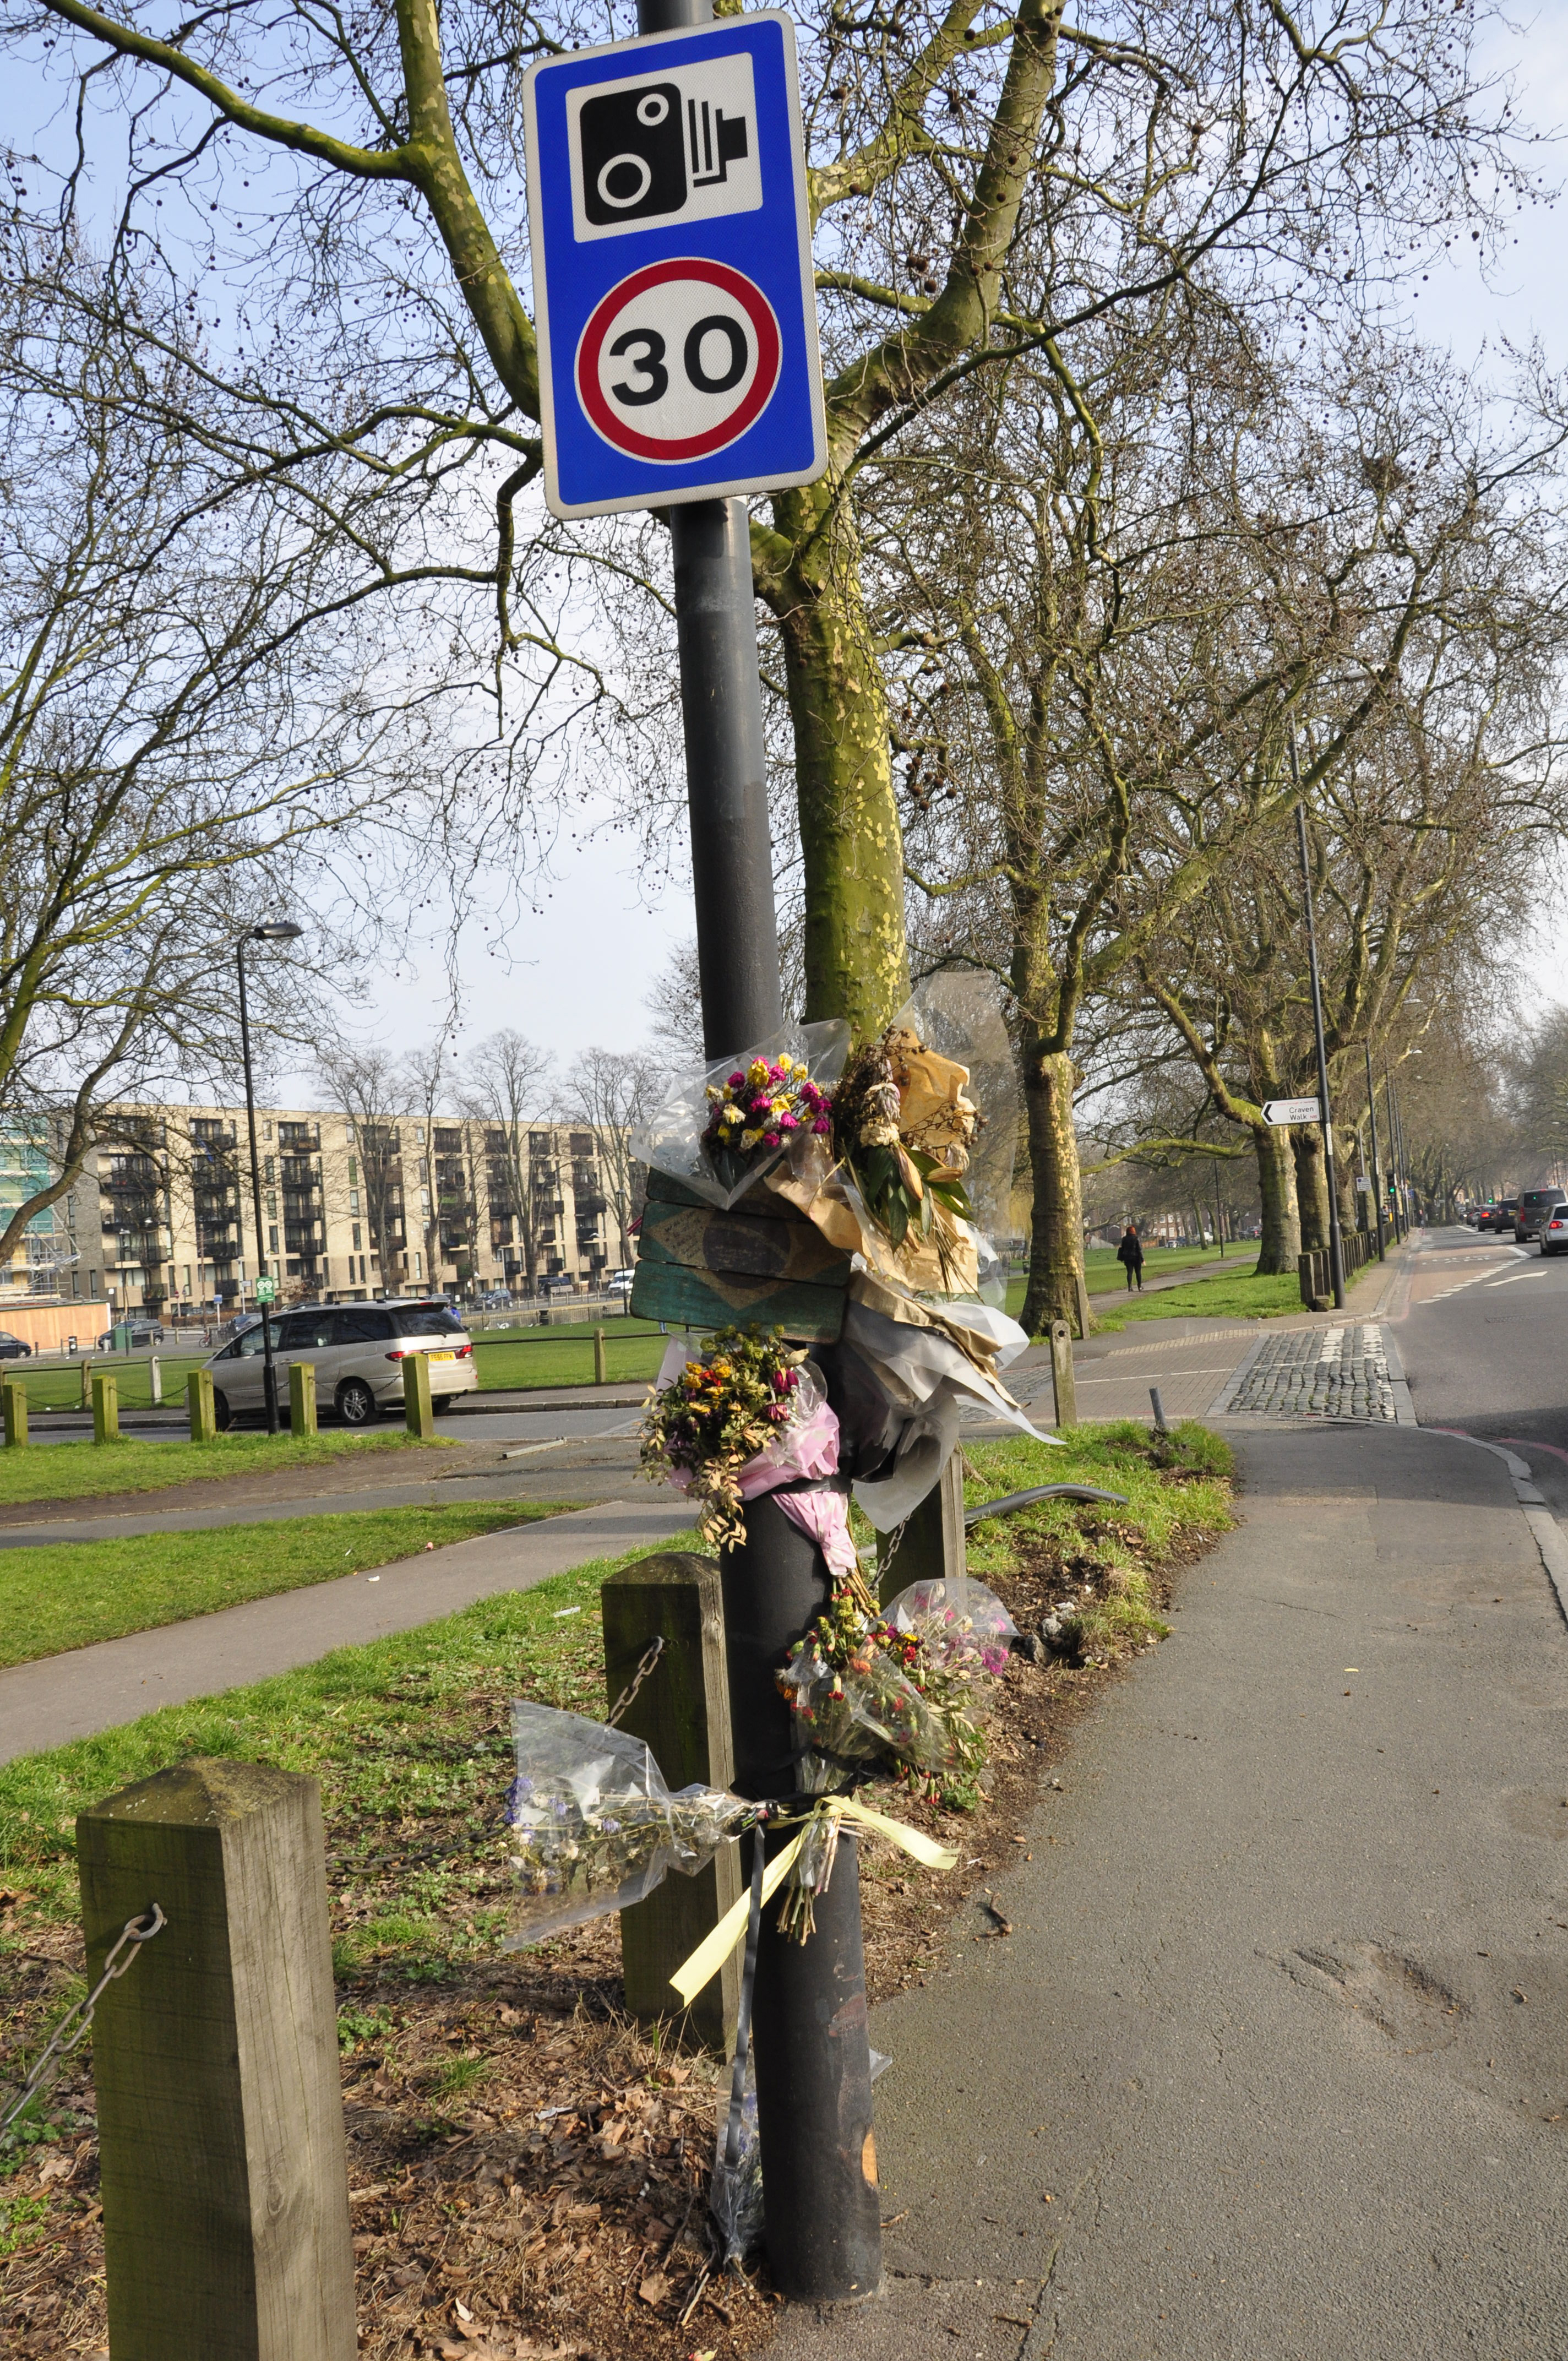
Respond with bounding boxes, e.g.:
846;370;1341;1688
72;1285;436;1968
0;1106;634;1316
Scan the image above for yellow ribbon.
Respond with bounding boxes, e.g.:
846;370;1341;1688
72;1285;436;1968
667;1797;958;2006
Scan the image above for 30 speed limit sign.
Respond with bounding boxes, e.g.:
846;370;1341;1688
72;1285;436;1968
525;15;826;516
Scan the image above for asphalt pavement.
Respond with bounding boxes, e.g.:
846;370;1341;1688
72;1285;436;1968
772;1230;1568;2361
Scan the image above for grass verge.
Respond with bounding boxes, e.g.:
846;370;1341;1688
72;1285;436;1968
963;1421;1235;1660
1088;1269;1304;1329
0;1502;571;1668
0;1428;454;1510
470;1321;665;1392
7;1357;208;1413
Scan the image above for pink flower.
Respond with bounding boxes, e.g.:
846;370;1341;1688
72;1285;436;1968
779;1112;798;1130
728;1071;745;1089
813;1117;831;1135
764;1130;780;1147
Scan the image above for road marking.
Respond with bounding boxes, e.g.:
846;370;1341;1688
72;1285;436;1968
1485;1266;1549;1287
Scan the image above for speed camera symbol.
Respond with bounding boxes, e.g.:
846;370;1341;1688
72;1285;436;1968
579;83;688;226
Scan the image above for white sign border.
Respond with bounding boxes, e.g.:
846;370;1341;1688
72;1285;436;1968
524;12;827;520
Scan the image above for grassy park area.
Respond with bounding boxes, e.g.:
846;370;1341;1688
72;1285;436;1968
0;1424;1234;1949
1090;1269;1305;1330
0;1428;454;1510
0;1501;566;1668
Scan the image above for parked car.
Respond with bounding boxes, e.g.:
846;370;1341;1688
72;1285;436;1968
1516;1187;1568;1243
1542;1209;1568;1256
203;1298;477;1428
475;1290;514;1310
1477;1200;1518;1232
96;1321;166;1349
0;1331;32;1358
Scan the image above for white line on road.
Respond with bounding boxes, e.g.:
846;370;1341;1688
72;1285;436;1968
1485;1266;1549;1287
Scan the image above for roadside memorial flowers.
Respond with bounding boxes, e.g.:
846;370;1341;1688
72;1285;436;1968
502;1702;751;1948
637;1325;836;1549
701;1054;834;1198
631;1019;851;1210
830;1022;982;1291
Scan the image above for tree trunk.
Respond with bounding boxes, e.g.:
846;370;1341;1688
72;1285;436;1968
1292;1127;1329;1254
1020;1048;1087;1334
1253;1124;1301;1274
769;491;910;1036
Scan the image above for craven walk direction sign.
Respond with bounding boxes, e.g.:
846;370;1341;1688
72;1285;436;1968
525;13;827;518
1261;1097;1324;1127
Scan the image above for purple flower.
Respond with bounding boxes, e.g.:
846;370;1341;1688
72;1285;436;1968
728;1071;745;1089
813;1117;831;1135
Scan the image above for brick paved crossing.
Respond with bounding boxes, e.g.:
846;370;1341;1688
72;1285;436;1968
1217;1321;1403;1421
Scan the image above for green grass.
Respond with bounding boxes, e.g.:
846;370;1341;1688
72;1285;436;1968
0;1501;569;1668
0;1538;655;1946
964;1421;1236;1656
0;1429;1234;1959
470;1319;666;1392
7;1354;208;1411
1088;1270;1305;1331
0;1427;454;1509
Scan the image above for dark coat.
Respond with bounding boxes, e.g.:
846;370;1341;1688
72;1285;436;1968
1116;1230;1144;1269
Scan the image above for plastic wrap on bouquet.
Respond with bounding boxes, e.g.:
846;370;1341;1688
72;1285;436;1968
641;1329;837;1550
710;2060;764;2261
631;1020;850;1211
502;1702;750;1949
898;970;1019;1252
777;1620;959;1775
885;1576;1018;1680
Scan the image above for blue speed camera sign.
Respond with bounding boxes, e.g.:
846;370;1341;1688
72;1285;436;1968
524;13;827;518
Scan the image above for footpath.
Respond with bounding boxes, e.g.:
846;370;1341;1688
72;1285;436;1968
775;1417;1568;2361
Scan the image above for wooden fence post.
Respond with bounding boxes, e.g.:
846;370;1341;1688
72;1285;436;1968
188;1367;217;1443
91;1369;118;1444
80;1356;92;1409
1074;1265;1092;1340
76;1758;356;2361
404;1351;434;1437
1049;1318;1078;1429
3;1376;28;1447
601;1552;741;2052
290;1359;318;1437
878;1451;966;1604
594;1325;608;1385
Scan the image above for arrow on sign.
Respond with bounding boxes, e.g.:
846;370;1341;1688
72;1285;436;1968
1260;1097;1322;1127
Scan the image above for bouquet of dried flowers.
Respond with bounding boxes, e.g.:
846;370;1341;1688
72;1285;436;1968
830;1024;982;1290
503;1702;751;1948
701;1054;834;1198
639;1325;809;1549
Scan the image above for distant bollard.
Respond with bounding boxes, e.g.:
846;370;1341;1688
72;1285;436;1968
188;1368;217;1444
3;1377;28;1448
404;1352;435;1438
594;1324;608;1384
1150;1385;1168;1433
1049;1318;1078;1429
290;1359;318;1438
80;1358;92;1410
91;1369;119;1445
148;1354;162;1406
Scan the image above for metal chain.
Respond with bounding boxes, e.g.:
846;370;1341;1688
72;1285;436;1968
875;1516;911;1584
605;1634;665;1729
1;1905;166;2140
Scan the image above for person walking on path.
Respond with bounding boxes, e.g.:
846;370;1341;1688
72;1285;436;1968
1116;1223;1145;1291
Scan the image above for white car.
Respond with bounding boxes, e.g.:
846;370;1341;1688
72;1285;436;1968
204;1298;478;1427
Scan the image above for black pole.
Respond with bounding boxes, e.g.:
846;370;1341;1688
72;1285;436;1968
1383;1061;1403;1242
1289;737;1345;1309
236;939;280;1434
635;0;880;2303
1365;1042;1387;1260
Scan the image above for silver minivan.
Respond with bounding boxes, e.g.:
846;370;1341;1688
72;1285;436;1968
204;1298;478;1427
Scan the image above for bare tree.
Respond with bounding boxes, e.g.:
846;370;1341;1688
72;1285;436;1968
313;1043;409;1291
8;0;1534;1038
558;1049;658;1270
461;1029;556;1291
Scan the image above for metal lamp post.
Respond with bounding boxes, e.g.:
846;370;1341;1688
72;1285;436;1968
237;922;303;1435
1288;730;1346;1309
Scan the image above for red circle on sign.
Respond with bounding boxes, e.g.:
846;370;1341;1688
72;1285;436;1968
576;258;782;463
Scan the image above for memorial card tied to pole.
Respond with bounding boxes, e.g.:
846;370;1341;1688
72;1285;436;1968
525;13;827;518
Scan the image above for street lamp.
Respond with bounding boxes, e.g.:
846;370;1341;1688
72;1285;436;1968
1364;1042;1387;1262
237;922;303;1434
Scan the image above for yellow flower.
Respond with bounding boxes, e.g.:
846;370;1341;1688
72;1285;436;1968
741;1128;763;1150
747;1059;769;1085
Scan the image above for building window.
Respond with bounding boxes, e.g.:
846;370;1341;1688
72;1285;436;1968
263;1122;272;1142
269;1225;279;1252
89;1270;99;1297
349;1192;360;1214
415;1127;426;1146
414;1252;423;1278
352;1223;362;1250
347;1157;357;1184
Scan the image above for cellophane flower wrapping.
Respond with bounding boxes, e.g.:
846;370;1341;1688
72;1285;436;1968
630;1019;850;1210
502;1702;750;1949
777;1616;958;1775
710;2060;764;2262
885;1576;1019;1679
